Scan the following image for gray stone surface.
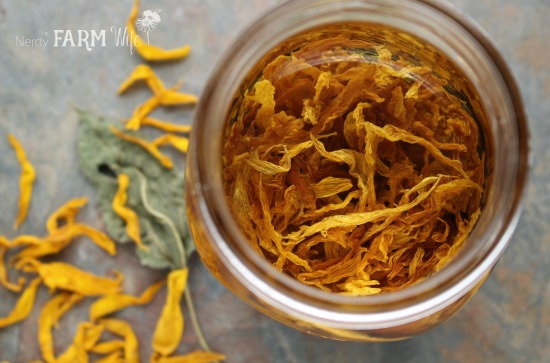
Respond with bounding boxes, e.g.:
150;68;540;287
0;0;548;362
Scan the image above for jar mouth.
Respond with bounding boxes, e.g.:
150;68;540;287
189;0;529;326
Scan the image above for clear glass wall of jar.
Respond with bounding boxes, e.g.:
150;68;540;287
186;0;529;341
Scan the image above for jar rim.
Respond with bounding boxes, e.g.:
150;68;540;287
189;0;529;327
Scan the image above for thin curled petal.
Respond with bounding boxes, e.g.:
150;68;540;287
99;319;140;363
113;173;147;250
110;126;173;169
0;246;25;292
0;277;42;328
38;293;84;363
8;133;36;230
152;134;189;154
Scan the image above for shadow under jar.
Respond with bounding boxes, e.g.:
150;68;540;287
186;0;528;341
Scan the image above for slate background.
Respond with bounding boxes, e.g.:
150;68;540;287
0;0;548;362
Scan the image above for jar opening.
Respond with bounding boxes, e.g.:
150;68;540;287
189;0;528;326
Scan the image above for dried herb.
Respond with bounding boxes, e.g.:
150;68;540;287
7;133;36;230
78;111;217;358
127;0;191;62
223;33;486;295
77;111;194;269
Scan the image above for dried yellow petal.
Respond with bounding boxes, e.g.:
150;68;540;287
313;177;353;199
152;134;189;154
118;64;165;96
128;0;191;62
159;89;198;106
0;246;25;292
8;133;36;230
139;118;192;133
0;277;41;328
153;350;226;363
112;173;147;250
110;126;173;169
0;236;9;249
38;293;84;363
152;268;188;356
99;319;139;363
90;279;165;321
13;224;116;263
57;322;104;363
94;350;124;363
90;340;126;355
122;68;197;131
126;96;162;131
46;197;88;234
21;260;122;296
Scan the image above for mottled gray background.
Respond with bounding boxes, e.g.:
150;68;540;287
0;0;548;362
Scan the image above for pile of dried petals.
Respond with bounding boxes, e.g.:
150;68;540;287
0;191;222;362
0;2;223;361
223;33;486;295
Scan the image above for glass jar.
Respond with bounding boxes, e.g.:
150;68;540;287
186;0;529;341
